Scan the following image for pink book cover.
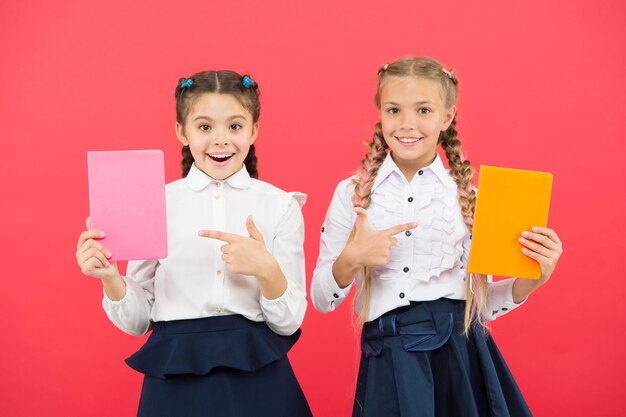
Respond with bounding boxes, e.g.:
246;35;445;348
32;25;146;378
87;150;168;261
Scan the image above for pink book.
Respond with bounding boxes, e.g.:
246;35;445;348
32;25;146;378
87;150;168;261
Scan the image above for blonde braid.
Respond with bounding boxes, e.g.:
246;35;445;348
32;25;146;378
353;123;388;208
439;117;488;333
351;122;388;326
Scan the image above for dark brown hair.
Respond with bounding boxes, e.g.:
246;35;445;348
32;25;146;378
174;70;261;178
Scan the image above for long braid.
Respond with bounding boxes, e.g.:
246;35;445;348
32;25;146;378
439;117;488;333
181;145;194;177
352;122;388;326
244;144;259;179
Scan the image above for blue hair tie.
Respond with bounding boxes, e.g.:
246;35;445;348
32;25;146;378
180;78;193;89
242;75;256;89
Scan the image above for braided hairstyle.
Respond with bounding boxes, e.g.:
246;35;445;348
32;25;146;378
352;57;488;333
174;70;260;179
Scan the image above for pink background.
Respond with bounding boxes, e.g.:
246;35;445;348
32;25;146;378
1;0;624;416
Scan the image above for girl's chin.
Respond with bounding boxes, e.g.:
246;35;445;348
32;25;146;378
195;162;240;180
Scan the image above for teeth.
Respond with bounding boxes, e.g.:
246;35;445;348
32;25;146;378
397;137;420;143
208;153;233;158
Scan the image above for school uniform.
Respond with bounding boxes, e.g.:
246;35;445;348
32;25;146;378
311;153;532;417
103;164;312;417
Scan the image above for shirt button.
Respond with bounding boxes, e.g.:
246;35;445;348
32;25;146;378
418;170;424;176
408;197;414;202
399;292;405;299
333;293;339;299
405;230;411;237
403;267;409;273
215;194;221;200
216;270;222;276
215;307;223;313
215;181;221;187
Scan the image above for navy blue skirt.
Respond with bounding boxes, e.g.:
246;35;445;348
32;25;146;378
354;298;532;417
125;315;312;417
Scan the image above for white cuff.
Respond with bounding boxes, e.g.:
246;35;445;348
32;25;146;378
259;280;306;336
487;278;525;320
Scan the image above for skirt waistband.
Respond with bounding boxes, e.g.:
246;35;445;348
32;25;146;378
361;298;463;357
364;298;464;336
152;314;260;335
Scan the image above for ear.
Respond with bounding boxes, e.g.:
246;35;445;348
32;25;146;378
175;122;189;146
249;121;259;145
442;105;456;131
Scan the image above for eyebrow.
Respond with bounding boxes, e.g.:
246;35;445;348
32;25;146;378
192;114;248;122
383;100;433;106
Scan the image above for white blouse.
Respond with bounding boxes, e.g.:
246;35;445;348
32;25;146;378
311;153;523;323
103;164;308;336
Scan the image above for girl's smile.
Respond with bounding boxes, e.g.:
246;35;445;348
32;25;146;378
394;136;424;145
207;152;234;163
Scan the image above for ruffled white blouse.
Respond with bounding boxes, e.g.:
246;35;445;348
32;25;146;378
311;153;523;322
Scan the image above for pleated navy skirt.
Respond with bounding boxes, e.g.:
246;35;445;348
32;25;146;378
354;298;532;417
125;314;312;417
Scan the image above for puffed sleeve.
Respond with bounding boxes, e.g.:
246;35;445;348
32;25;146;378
310;179;356;313
460;235;526;321
259;192;308;336
102;259;156;336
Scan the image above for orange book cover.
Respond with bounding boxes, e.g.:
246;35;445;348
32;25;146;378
468;166;553;279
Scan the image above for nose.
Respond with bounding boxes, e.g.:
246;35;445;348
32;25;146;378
212;128;231;146
399;112;417;130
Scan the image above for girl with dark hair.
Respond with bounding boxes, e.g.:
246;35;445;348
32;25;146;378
311;57;563;417
76;70;312;417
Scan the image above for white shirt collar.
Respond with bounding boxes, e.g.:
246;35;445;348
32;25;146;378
186;163;252;191
372;152;456;191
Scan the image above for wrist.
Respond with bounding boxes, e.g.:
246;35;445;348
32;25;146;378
256;256;281;282
332;247;361;289
102;273;127;302
512;277;543;303
102;272;123;286
339;244;363;271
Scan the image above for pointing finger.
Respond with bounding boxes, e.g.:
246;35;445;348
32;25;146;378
198;230;243;243
382;222;418;237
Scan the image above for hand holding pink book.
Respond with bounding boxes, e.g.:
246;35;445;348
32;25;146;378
87;150;168;261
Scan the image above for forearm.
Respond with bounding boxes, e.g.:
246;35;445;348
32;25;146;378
102;276;153;336
256;258;288;300
512;278;543;304
102;273;127;301
332;247;361;289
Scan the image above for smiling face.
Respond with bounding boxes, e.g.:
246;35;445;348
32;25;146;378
176;93;258;180
379;75;456;180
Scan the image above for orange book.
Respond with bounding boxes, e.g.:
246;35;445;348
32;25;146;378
468;166;553;279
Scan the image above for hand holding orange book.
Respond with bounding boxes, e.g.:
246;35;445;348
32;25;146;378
467;166;553;279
